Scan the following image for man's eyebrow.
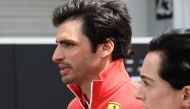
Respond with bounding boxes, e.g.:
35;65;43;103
56;39;78;44
140;75;154;82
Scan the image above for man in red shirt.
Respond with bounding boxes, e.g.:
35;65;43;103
52;0;144;108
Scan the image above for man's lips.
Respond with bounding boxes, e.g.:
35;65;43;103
58;64;71;75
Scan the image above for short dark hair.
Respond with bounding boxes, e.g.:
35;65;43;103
148;29;190;89
52;0;132;61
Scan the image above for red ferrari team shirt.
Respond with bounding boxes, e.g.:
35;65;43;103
67;59;144;109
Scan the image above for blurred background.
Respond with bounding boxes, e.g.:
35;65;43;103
0;0;190;109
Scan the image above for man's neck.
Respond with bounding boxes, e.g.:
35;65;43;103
79;58;113;101
79;72;102;101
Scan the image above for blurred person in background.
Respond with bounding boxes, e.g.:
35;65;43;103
52;0;144;108
136;29;190;109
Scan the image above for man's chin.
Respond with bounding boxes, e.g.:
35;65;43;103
62;78;72;84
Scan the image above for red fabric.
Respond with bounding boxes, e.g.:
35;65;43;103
67;59;145;109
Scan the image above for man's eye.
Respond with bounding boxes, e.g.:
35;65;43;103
64;42;72;45
58;40;76;47
63;42;75;47
142;80;150;86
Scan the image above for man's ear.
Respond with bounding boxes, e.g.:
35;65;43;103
181;86;190;108
97;38;114;58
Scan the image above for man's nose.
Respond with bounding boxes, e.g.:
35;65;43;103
135;87;145;100
52;47;64;63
